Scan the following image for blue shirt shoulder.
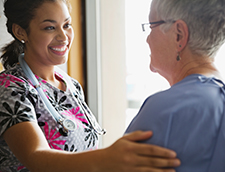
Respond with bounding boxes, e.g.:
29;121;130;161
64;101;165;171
125;74;225;172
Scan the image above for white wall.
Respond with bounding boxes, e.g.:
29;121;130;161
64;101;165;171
100;0;127;147
0;0;13;56
86;0;127;148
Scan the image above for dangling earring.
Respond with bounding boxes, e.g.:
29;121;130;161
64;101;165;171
176;52;181;61
177;45;181;61
21;40;25;44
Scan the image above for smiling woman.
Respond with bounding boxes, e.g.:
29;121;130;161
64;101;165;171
0;0;102;170
19;1;73;75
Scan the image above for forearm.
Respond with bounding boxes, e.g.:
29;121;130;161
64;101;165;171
26;149;104;172
3;122;104;172
4;122;180;172
19;139;180;172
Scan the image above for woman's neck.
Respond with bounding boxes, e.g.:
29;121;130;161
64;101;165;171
169;56;220;86
23;54;67;91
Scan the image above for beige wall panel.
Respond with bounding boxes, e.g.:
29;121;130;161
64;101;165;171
68;0;84;87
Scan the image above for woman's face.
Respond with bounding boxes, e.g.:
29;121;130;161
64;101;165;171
146;2;176;76
24;0;74;66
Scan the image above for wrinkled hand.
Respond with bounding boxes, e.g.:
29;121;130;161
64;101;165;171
101;131;180;172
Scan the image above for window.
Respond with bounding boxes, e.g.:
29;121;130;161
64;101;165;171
125;0;169;127
125;0;225;127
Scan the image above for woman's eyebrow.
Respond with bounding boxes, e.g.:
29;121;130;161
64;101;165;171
41;17;71;24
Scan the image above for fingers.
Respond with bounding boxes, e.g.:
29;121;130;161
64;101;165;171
135;155;181;168
123;130;153;142
108;131;181;171
121;145;180;169
122;131;181;170
136;143;177;158
123;131;177;158
134;167;176;172
103;136;181;172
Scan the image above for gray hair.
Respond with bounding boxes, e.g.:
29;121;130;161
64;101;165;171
152;0;225;58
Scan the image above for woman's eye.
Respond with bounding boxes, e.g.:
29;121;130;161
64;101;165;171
44;26;55;30
64;23;72;29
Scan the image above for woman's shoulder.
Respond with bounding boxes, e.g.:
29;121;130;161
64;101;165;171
69;77;85;101
0;65;38;137
0;64;37;97
143;74;224;111
1;65;29;85
172;74;224;99
0;64;29;83
70;77;83;91
155;74;222;96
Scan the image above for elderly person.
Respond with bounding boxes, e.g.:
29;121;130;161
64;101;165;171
126;0;225;171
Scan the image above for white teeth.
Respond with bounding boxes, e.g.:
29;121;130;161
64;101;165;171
51;47;67;52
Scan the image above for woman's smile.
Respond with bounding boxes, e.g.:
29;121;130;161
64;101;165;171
49;45;68;56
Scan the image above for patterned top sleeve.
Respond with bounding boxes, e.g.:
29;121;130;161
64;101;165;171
0;73;38;136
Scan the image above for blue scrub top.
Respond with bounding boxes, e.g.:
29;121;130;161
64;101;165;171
125;74;225;172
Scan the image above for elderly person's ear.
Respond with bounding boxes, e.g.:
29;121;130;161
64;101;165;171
174;20;189;50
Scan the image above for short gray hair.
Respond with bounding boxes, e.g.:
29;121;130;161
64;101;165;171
152;0;225;58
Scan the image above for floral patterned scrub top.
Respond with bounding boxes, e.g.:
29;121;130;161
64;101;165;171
0;64;100;172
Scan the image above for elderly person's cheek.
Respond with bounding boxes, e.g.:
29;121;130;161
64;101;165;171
145;34;156;72
146;34;151;46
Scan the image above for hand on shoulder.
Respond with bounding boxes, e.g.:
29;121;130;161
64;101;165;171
98;131;180;172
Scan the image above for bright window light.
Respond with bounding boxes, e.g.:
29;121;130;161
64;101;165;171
125;0;225;127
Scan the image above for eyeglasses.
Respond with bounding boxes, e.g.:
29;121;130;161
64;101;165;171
142;20;176;33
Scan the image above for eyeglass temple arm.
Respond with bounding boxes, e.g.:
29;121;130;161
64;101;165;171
141;23;149;32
